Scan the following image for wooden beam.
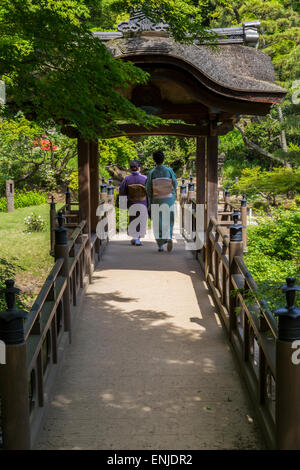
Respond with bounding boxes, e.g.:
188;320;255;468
78;137;91;236
104;123;209;138
206;136;218;229
63;121;233;140
89;141;99;234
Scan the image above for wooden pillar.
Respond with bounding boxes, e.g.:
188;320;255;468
89;141;99;234
89;140;100;262
0;343;31;449
206;136;218;230
196;137;206;206
195;137;206;261
49;196;56;257
276;339;300;449
78;137;91;236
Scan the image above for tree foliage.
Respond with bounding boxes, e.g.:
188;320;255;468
0;110;77;192
216;0;300;170
99;136;138;168
245;207;300;286
135;135;196;175
0;0;226;141
233;166;300;203
0;0;153;140
109;0;228;42
210;0;300;82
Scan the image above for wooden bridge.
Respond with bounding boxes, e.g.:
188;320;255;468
1;13;299;451
0;190;300;450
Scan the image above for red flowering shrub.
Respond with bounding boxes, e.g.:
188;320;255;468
33;136;58;151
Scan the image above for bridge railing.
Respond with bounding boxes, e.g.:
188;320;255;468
205;215;277;448
180;194;300;450
0;195;108;450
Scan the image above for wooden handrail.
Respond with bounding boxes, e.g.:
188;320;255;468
209;217;230;247
234;256;278;338
24;258;64;339
202;208;279;448
67;220;87;251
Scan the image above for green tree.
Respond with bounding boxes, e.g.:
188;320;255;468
135;135;196;175
212;0;300;170
0;0;226;141
99;136;138;168
0;111;77;192
233;166;300;204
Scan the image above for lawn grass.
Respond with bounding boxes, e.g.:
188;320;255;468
0;204;62;308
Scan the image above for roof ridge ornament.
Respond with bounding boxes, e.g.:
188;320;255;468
97;17;260;45
243;21;260;44
117;9;169;33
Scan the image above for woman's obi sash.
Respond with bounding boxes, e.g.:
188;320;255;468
128;183;147;202
152;178;173;199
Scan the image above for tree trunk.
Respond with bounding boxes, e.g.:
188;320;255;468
235;124;280;162
277;106;291;168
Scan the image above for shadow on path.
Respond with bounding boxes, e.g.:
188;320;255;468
35;239;264;450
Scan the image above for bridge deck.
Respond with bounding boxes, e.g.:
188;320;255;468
36;236;263;450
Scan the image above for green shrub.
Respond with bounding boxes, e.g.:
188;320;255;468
244;207;300;311
15;190;47;208
0;197;6;211
244;250;298;283
252;200;269;212
245;207;300;288
68;168;110;196
68;171;78;194
247;207;300;261
0;190;47;211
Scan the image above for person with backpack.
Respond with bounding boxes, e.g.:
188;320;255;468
119;160;148;246
145;150;177;252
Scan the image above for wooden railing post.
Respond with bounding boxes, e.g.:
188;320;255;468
274;277;300;450
107;180;115;241
100;177;107;202
54;211;72;343
107;179;115;206
180;178;187;198
224;186;230;211
180;178;187;236
205;219;213;279
49;196;56;257
65;186;71;213
241;194;247;253
0;280;30;450
229;209;244;335
221;239;229;308
187;174;196;201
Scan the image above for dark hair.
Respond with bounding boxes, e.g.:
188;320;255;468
153;150;164;164
130;160;139;170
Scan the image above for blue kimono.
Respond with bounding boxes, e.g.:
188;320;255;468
145;164;178;248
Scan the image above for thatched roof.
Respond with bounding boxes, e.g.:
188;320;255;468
105;35;286;101
94;11;286;109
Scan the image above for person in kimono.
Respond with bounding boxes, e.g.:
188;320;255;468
145;150;177;252
118;160;148;246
